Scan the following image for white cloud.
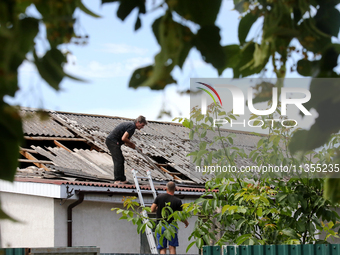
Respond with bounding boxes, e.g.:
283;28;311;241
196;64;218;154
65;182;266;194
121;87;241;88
65;57;153;79
86;86;190;122
100;43;149;55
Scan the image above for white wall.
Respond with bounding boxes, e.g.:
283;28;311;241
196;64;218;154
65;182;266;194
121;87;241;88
53;199;199;254
176;216;198;254
1;191;200;253
54;200;141;253
0;192;55;248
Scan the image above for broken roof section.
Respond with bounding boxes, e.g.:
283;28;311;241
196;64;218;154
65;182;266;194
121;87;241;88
18;108;261;186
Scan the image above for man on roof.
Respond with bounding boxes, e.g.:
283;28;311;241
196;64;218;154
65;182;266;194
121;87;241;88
106;115;147;184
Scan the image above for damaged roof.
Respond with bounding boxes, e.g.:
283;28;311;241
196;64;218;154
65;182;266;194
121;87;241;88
18;108;261;189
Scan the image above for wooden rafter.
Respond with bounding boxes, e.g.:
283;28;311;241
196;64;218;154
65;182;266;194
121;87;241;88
18;159;54;165
54;140;72;153
19;151;51;171
159;166;183;180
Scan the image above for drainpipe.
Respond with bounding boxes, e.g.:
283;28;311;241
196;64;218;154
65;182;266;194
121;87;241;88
66;189;141;247
67;191;84;247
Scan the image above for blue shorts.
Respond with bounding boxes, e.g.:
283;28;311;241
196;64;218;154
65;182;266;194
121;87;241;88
156;225;179;249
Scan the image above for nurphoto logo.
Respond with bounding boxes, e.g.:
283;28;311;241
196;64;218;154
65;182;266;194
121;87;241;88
195;80;312;128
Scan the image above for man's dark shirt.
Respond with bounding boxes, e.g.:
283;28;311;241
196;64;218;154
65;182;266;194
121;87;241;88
107;122;136;146
154;193;182;224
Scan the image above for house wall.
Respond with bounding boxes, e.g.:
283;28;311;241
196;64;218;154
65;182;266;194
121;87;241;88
0;192;55;248
54;199;141;253
175;216;198;254
54;199;198;254
1;191;199;253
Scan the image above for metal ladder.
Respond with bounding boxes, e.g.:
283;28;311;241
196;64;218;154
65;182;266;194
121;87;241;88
132;169;158;254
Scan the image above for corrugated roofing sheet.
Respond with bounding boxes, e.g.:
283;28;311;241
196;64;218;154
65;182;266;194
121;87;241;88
21;110;75;138
19;109;262;185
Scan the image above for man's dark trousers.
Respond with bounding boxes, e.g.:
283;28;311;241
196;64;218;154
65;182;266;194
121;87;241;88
105;139;126;181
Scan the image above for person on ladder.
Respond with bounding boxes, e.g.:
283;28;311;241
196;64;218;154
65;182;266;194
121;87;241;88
151;181;189;254
106;115;147;184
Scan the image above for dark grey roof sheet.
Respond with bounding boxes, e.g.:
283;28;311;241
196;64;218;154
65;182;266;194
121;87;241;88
19;109;262;184
22;110;75;138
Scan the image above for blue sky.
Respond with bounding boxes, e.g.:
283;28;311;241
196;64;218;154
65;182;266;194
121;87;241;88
6;0;240;122
5;0;316;132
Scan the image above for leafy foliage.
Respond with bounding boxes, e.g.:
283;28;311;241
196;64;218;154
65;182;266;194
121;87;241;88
2;0;340;219
111;196;190;248
0;0;99;220
106;0;340;201
116;103;340;250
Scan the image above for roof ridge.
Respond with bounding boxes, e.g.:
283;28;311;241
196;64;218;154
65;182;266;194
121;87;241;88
19;107;266;136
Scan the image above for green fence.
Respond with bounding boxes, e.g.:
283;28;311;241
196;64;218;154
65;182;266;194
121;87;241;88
0;248;26;255
203;244;340;255
0;247;99;255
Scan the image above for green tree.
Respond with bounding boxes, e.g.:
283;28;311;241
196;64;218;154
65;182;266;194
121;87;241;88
115;103;340;250
179;104;340;248
0;0;100;219
2;0;340;219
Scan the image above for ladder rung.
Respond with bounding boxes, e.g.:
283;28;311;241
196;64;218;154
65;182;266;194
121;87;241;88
136;176;150;179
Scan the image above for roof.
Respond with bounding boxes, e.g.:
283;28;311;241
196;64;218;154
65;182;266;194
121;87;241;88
17;108;261;192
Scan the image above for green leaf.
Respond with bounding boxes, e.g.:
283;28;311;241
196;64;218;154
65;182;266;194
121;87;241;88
77;0;101;18
314;5;340;37
296;221;306;232
189;130;195;140
152;17;162;45
171;0;222;26
34;48;85;91
297;59;320;77
236;234;252;245
137;222;144;233
0;17;39;97
196;238;203;249
186;241;196;253
164;229;173;240
236;218;247;230
257;138;264;148
298;18;332;53
218;44;241;74
131;14;195;89
194;25;225;69
233;42;265;78
307;222;316;234
128;62;176;90
324;178;340;203
182;119;190;128
116;209;124;214
0;105;23;181
116;0;144;21
221;205;228;215
282;228;300;239
239;12;258;45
